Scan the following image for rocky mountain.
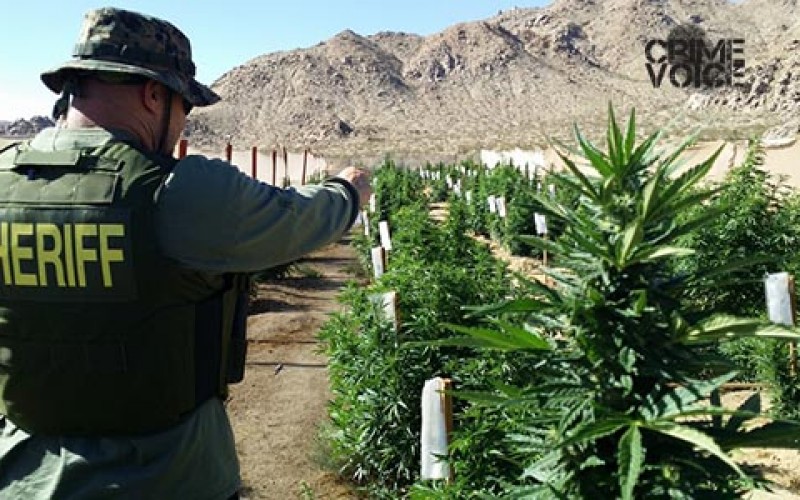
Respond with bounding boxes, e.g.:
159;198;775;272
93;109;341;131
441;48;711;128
0;116;55;138
181;0;800;159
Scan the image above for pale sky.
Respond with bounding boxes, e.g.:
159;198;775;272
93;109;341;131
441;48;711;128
0;1;548;121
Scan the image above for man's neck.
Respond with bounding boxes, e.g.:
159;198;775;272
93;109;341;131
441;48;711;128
63;104;155;153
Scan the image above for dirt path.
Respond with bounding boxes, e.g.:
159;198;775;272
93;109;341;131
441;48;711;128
225;236;361;500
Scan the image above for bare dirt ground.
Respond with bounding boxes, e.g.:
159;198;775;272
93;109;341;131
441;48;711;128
225;236;361;500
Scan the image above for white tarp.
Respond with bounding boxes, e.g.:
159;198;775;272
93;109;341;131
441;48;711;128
480;148;545;171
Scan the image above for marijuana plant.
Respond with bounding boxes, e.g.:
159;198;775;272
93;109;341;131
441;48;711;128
447;107;800;498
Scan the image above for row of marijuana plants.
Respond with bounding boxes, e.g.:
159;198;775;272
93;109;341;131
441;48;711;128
320;177;536;497
674;137;800;419
320;107;800;498
411;155;572;258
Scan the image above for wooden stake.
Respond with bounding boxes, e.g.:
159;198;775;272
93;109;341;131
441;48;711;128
178;138;188;159
283;147;289;186
225;143;233;163
302;149;308;185
441;378;454;484
790;274;797;377
251;146;258;179
271;149;277;185
543;245;549;268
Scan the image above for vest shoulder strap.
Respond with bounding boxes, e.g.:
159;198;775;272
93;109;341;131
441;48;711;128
12;148;83;168
0;141;20;155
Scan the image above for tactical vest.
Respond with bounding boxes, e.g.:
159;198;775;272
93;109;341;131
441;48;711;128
0;138;249;436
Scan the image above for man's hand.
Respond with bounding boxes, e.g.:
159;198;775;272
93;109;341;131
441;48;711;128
335;167;372;207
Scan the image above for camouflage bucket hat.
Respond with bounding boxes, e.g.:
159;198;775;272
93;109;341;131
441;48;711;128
41;7;219;107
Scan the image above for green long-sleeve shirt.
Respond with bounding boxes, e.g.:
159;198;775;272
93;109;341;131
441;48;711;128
0;127;359;499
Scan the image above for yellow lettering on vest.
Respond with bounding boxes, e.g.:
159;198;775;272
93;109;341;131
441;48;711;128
35;223;66;287
0;223;10;285
63;224;76;287
73;224;97;288
98;224;125;287
11;223;36;286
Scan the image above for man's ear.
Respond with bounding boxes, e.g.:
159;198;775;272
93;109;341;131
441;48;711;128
140;79;165;114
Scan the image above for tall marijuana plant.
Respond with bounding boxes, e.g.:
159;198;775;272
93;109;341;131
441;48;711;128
447;107;800;499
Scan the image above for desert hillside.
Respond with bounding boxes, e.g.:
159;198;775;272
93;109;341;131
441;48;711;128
4;0;798;162
182;0;799;159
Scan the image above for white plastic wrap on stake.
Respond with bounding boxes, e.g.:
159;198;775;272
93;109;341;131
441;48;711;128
371;246;386;279
453;181;461;197
487;195;497;214
420;377;452;481
549;184;556;198
465;191;472;204
378;220;393;251
383;291;400;331
362;210;370;236
368;193;376;213
765;272;794;326
382;291;400;333
496;196;507;218
368;290;400;334
535;213;548;235
765;272;798;375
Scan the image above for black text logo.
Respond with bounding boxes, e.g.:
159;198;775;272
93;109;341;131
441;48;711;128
645;24;744;88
